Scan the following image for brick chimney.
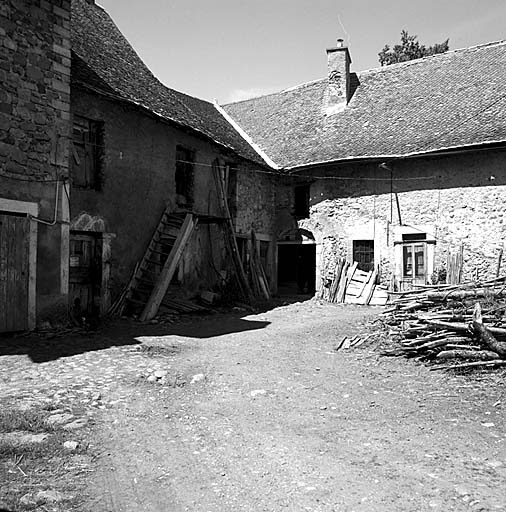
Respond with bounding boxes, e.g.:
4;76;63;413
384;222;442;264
325;38;351;115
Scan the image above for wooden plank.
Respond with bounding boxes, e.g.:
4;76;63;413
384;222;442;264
336;261;350;303
355;270;373;298
363;266;379;305
343;262;359;303
329;258;345;302
0;215;8;331
346;262;359;286
140;213;197;321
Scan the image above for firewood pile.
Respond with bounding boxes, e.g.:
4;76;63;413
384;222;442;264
381;277;506;371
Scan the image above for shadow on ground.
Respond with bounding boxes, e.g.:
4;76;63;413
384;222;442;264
0;306;281;363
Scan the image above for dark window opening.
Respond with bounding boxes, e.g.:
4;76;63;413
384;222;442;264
353;240;375;272
235;236;248;269
259;240;270;279
402;233;427;241
71;115;103;190
175;145;194;206
294;184;310;218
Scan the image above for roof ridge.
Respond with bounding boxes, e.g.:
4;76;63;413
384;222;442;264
226;38;506;105
359;38;506;76
223;78;325;106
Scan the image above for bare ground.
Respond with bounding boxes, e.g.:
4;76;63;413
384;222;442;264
2;300;506;511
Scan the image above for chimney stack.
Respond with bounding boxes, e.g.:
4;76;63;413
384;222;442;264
325;38;352;115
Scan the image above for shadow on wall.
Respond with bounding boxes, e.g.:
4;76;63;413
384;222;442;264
0;312;271;363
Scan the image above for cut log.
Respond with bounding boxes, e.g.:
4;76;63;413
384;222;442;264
430;360;506;371
426;289;506;301
436;349;499;361
472;303;506;358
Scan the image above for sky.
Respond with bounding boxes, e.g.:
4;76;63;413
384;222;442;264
97;0;506;104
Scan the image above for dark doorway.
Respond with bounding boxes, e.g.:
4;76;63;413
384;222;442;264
69;231;102;317
277;243;316;295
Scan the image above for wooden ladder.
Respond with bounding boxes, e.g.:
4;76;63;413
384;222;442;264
120;209;198;320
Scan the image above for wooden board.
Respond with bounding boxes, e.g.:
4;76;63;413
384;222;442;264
0;214;29;332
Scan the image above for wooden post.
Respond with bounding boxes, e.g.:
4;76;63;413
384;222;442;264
496;247;503;278
211;159;254;303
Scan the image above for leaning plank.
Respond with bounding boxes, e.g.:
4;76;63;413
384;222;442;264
140;214;197;321
363;266;379;305
344;262;359;303
336;261;350;303
354;270;373;299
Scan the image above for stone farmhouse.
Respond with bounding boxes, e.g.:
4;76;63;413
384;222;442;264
224;39;506;292
1;0;506;331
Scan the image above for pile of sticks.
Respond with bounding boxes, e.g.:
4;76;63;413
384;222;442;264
381;277;506;371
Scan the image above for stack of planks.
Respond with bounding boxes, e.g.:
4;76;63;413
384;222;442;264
321;258;388;306
381;277;506;370
248;231;271;301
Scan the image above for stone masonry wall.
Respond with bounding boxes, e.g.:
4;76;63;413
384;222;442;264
277;149;506;288
0;0;71;322
71;89;277;301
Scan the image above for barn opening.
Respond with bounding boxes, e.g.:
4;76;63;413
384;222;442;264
277;229;316;296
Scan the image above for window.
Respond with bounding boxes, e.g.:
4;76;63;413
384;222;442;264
175;145;194;206
403;243;426;279
353;240;374;272
71;115;103;189
294;184;310;218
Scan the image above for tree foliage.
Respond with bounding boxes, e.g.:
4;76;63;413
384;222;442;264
378;30;449;66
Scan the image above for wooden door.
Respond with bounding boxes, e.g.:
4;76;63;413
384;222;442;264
0;213;29;332
69;232;101;316
401;242;427;289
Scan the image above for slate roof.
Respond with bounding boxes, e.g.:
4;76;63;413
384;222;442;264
223;40;506;169
70;0;264;165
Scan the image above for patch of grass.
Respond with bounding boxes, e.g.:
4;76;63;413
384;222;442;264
0;432;66;459
0;406;90;511
0;409;52;434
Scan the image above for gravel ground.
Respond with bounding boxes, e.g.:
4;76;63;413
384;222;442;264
2;300;506;511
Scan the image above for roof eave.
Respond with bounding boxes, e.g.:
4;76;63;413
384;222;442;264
72;80;266;166
285;140;506;172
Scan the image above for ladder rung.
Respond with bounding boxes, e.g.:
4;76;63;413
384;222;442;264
135;275;156;285
161;219;183;227
139;267;159;276
144;258;164;266
154;233;176;241
149;248;171;256
126;297;146;306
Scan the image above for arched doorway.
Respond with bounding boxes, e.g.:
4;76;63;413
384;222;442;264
277;228;316;296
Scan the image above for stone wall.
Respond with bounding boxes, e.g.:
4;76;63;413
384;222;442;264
0;0;71;323
71;89;277;301
277;149;506;289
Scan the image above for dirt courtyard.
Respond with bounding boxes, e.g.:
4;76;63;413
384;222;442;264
1;300;506;511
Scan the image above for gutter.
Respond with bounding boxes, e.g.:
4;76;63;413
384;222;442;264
286;140;506;173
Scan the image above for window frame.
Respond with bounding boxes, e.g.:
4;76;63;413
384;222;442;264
71;115;103;190
352;239;375;272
